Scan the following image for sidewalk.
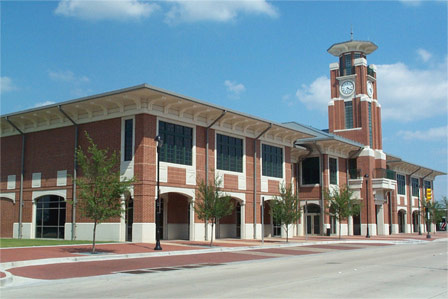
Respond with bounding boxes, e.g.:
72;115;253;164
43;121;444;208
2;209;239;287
1;232;446;286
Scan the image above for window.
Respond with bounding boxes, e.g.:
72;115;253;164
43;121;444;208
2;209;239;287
262;144;283;178
217;134;243;172
329;157;338;185
368;102;373;147
424;180;431;190
124;119;133;161
411;178;419;197
340;53;353;76
35;195;66;239
397;174;405;195
159;121;193;166
345;101;353;129
302;157;320;185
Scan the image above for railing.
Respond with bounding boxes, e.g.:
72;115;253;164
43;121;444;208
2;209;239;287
367;66;375;77
349;168;361;179
374;168;396;180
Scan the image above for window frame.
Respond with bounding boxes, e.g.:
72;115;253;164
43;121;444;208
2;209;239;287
344;100;353;129
411;177;419;197
397;174;406;196
121;116;135;163
157;119;194;167
216;133;244;173
261;143;284;179
329;157;338;185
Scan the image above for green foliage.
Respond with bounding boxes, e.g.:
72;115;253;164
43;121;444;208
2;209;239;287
324;185;360;239
421;197;445;231
271;184;301;242
76;132;135;253
194;177;233;246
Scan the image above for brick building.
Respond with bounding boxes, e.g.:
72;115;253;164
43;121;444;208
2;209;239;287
0;39;444;241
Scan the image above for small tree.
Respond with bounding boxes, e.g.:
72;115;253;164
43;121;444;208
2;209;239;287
194;177;233;247
271;184;301;242
421;198;445;234
324;185;360;239
76;132;135;253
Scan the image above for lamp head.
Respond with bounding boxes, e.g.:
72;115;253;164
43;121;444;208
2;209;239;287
154;135;163;148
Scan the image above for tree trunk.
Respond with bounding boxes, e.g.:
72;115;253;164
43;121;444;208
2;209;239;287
210;220;214;247
92;221;97;254
286;224;289;243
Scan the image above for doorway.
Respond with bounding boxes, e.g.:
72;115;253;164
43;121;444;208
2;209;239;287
305;204;321;235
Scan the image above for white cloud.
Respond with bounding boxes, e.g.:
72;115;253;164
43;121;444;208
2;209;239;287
398;126;448;141
376;61;447;122
55;0;160;20
417;48;432;62
295;76;330;113
34;101;56;108
48;70;90;83
295;58;448;122
224;80;246;98
165;0;278;24
0;76;17;94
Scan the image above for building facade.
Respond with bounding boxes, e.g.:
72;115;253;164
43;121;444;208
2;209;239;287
0;39;444;241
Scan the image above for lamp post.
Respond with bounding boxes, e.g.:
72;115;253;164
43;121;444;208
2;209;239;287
154;135;163;251
364;174;370;238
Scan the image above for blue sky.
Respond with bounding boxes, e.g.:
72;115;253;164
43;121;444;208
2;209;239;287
1;0;447;199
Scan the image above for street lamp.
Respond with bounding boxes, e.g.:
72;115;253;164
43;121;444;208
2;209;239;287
154;135;163;251
364;174;370;238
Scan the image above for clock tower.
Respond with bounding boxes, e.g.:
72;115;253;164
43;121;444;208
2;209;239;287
327;39;382;150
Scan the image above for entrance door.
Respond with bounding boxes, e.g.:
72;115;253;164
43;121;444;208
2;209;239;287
306;214;321;235
398;210;405;233
273;216;281;236
412;212;418;232
353;214;361;235
236;203;241;238
126;198;133;242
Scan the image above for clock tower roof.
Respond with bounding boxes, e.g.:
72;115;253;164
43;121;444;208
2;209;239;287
327;40;378;57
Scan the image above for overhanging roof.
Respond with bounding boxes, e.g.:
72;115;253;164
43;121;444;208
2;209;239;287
1;84;314;145
327;40;378;56
386;153;446;178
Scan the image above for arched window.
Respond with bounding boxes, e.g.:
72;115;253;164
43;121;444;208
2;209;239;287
35;195;66;239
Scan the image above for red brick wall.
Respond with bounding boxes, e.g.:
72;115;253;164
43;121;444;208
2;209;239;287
0;199;16;237
167;193;189;224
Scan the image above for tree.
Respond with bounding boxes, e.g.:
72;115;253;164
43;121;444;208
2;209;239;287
76;132;135;253
194;177;233;247
271;184;301;242
324;185;360;239
421;197;445;234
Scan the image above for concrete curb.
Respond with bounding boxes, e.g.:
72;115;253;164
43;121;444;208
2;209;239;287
0;238;428;270
0;270;13;287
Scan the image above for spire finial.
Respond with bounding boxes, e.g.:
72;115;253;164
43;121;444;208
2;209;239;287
350;25;354;41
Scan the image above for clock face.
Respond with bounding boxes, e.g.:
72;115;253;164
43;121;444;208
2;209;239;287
367;81;374;97
340;80;354;96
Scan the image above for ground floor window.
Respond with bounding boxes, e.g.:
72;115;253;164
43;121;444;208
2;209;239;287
35;195;66;239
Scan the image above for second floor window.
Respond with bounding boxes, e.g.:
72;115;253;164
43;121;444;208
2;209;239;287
329;158;338;185
262;144;283;178
397;174;405;195
302;157;320;185
159;121;193;166
217;134;243;173
411;178;419;197
124;119;133;161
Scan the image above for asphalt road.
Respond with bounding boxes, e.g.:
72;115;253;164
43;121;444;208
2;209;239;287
2;239;447;298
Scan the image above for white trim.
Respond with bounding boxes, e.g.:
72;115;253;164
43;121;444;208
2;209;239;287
353;57;367;67
0;192;15;203
32;189;67;201
7;175;16;189
56;170;67;186
334;127;362;132
32;172;41;188
159;186;195;200
329;62;339;70
358;147;374;157
374;149;386;160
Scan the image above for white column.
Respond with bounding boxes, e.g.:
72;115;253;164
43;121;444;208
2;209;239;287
348;215;354;236
189;199;195;241
240;203;246;239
